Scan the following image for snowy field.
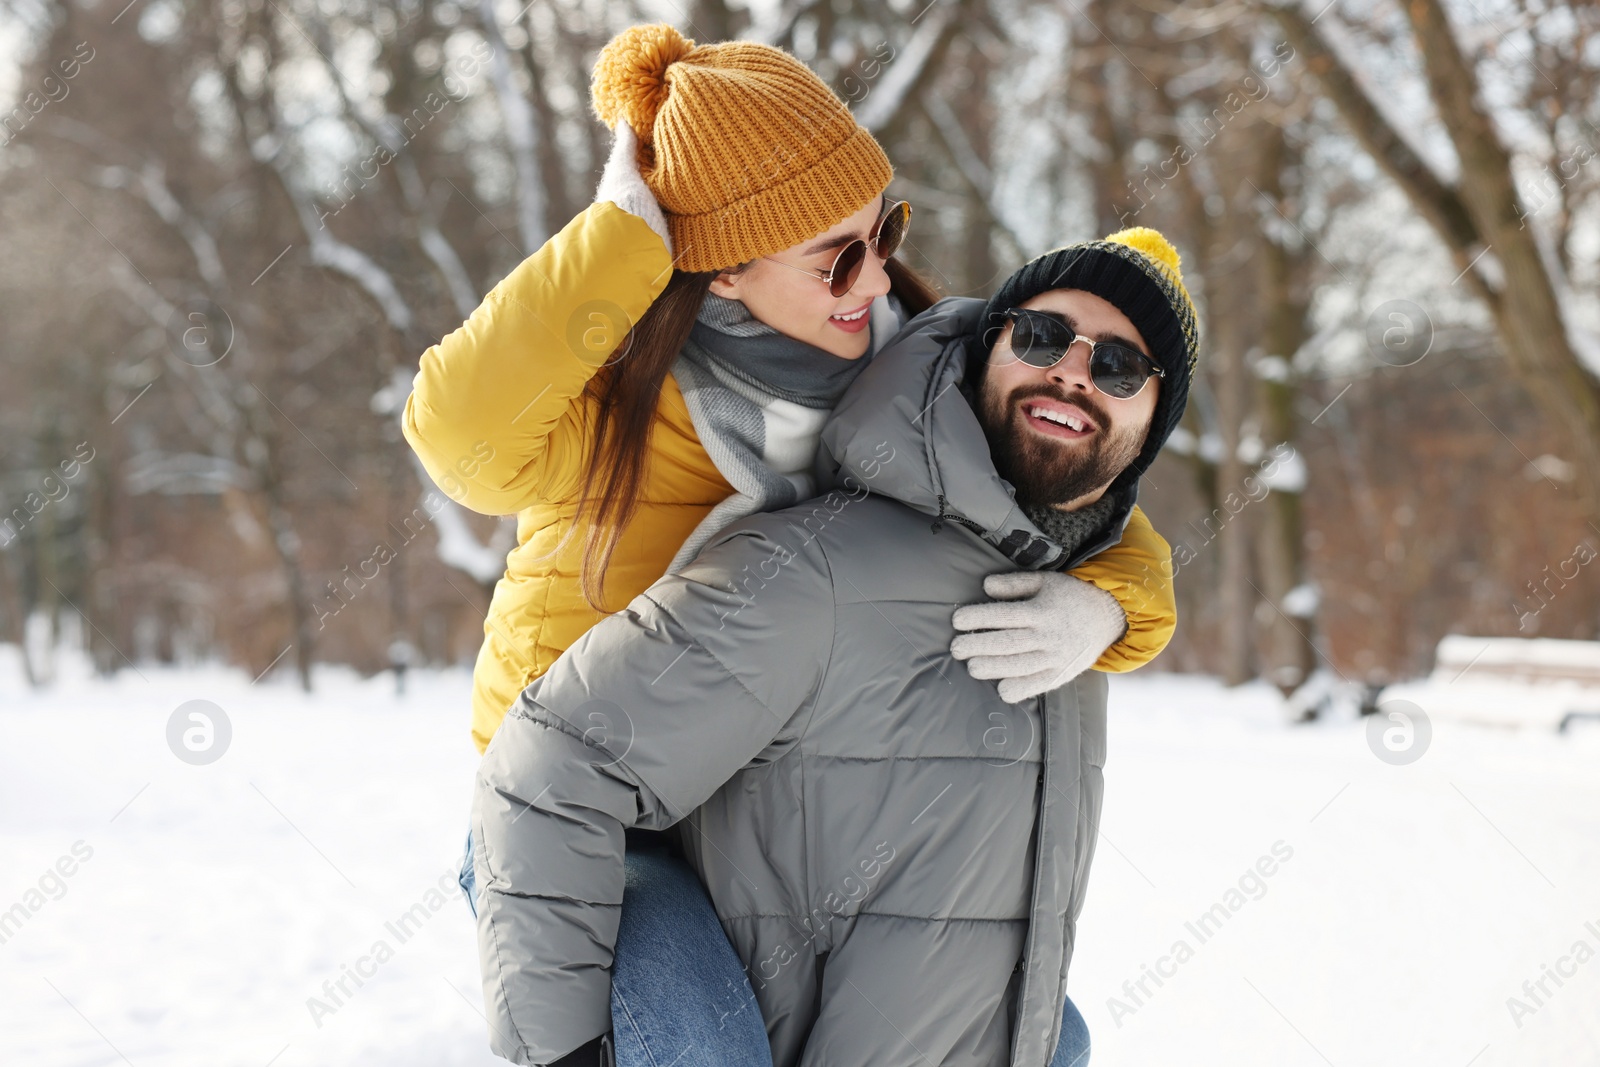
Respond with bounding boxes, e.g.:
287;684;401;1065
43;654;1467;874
2;651;1598;1067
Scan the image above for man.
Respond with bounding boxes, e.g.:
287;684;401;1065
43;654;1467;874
472;227;1199;1067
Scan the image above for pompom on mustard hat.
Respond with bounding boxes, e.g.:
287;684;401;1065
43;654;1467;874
591;24;893;273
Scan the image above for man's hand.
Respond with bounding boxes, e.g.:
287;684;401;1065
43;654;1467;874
594;121;672;254
950;571;1129;703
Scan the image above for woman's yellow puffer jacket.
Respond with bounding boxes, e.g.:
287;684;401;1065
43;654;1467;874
404;202;1178;753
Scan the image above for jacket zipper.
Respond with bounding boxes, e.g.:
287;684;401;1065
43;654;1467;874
1010;690;1053;1065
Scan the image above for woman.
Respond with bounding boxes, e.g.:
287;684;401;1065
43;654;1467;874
405;25;1159;1066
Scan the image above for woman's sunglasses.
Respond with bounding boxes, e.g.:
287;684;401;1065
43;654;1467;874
765;199;912;297
998;308;1165;400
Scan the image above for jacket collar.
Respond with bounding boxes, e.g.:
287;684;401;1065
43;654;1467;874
819;297;1140;570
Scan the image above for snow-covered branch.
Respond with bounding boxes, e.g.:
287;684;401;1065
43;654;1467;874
921;90;1029;256
256;135;417;335
856;2;957;134
477;0;545;254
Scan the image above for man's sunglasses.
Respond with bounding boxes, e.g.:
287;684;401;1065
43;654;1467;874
998;308;1165;400
765;199;912;297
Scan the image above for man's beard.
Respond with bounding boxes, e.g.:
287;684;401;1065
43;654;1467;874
979;382;1146;509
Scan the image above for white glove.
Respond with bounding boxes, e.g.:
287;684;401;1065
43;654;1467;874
950;571;1129;703
594;120;672;255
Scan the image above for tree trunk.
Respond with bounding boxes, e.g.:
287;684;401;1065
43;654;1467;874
0;544;36;687
1402;0;1600;519
1276;0;1600;521
1255;127;1318;695
1212;286;1256;687
955;40;996;295
1074;0;1135;237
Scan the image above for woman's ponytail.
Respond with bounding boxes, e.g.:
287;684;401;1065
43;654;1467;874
570;270;717;612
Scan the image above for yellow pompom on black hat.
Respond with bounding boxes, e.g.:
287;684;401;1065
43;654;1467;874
979;226;1202;487
592;24;893;273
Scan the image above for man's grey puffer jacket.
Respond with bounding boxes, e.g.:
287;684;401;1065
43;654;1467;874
473;298;1140;1067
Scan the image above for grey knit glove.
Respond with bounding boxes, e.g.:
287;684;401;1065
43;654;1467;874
950;571;1129;703
594;121;672;255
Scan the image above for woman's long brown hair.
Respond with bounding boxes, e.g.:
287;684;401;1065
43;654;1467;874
572;256;942;610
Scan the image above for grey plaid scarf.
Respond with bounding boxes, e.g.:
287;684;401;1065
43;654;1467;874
667;293;902;572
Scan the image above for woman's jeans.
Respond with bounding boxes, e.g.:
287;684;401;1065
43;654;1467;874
459;828;1091;1066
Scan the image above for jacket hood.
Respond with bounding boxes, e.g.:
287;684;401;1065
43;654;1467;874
818;297;1140;571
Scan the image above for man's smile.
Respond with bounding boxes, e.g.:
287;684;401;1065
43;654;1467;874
1020;398;1098;440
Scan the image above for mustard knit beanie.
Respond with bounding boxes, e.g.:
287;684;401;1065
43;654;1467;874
978;227;1202;489
592;24;893;273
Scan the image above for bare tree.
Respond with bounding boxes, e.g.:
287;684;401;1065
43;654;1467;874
1272;0;1600;522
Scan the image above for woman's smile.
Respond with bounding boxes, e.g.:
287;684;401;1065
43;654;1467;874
828;299;874;334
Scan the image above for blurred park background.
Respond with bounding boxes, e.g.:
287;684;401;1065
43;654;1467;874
0;0;1597;703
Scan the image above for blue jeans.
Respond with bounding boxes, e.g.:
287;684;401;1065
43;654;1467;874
459;829;1090;1066
1054;995;1092;1067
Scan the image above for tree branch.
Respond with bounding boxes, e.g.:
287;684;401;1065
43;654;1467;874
1268;3;1495;307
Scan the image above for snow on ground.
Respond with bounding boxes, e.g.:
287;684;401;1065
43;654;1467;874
1073;674;1600;1067
0;656;496;1067
1;654;1598;1067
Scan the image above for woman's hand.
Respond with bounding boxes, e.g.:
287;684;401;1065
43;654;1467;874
950;571;1129;703
595;121;672;254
